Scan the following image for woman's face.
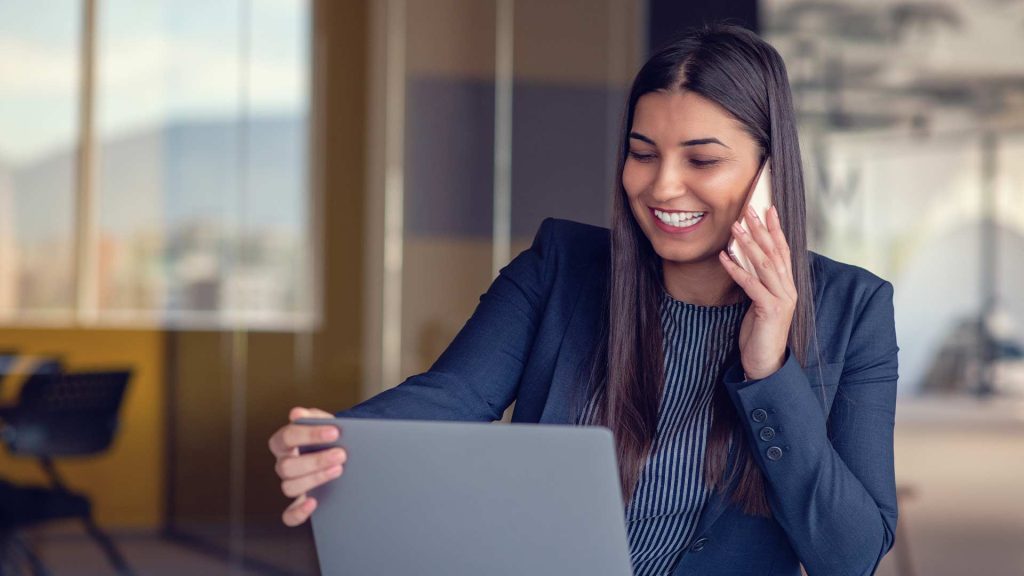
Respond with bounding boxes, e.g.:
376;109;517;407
623;89;763;266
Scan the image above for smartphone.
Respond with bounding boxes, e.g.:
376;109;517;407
726;158;773;279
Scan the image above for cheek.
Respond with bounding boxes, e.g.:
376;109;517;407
622;171;650;221
699;172;748;212
621;162;649;199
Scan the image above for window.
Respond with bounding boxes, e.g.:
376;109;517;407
0;0;316;329
0;0;80;322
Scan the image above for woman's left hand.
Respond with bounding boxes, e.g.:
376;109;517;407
718;204;797;380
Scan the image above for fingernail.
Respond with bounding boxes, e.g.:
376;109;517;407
330;449;346;462
748;205;760;220
321;428;338;441
732;222;746;234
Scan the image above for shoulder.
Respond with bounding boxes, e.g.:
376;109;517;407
537;217;609;248
809;251;893;307
534;217;610;273
808;252;897;363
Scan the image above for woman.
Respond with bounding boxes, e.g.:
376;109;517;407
269;24;899;576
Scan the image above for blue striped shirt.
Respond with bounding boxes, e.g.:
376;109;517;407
577;289;748;576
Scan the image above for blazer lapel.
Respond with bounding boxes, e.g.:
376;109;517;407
539;264;605;424
692;437;740;537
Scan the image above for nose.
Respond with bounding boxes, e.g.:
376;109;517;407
649;162;689;204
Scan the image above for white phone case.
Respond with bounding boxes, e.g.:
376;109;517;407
727;159;772;279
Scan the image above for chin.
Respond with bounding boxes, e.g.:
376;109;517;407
649;242;704;264
654;234;729;262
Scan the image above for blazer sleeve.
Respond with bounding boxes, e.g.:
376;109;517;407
335;218;559;422
722;280;899;576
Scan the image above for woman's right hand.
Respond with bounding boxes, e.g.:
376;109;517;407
268;407;348;526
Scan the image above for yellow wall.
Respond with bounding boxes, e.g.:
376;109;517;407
0;329;165;528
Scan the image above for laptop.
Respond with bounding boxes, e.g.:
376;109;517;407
296;417;634;576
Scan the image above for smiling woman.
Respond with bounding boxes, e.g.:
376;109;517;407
585;25;839;572
270;23;899;576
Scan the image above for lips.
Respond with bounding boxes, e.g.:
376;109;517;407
649;207;706;235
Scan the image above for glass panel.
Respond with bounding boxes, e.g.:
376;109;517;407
157;1;313;572
764;0;1024;398
400;0;497;379
231;0;312;326
510;0;641;250
95;0;238;321
815;132;983;395
388;0;643;406
0;0;79;321
993;132;1024;397
94;0;312;328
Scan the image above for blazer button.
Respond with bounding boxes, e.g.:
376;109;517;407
751;408;768;423
766;446;783;461
689;537;708;552
759;426;776;441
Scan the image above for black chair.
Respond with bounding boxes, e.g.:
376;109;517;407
0;357;61;402
0;369;134;576
0;350;22;398
0;350;18;375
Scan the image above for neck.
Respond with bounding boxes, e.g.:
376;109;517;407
661;256;744;307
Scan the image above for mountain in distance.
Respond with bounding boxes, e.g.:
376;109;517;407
10;114;308;244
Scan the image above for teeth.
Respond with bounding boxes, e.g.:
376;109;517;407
654;209;705;228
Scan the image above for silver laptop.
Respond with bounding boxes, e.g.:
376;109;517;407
296;417;634;576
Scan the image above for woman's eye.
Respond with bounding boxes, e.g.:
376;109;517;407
690;158;719;168
628;151;657;163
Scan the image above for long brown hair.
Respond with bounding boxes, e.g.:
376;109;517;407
581;24;822;517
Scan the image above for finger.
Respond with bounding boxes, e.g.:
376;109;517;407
282;495;318;527
268;427;298;458
766;205;794;283
270;408;338;457
732;218;786;298
276;447;347;480
269;423;338;458
759;206;796;302
282;422;340;451
719;250;773;304
281;464;343;498
745;206;787;282
742;210;795;303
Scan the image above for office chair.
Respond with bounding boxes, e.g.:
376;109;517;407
0;369;134;576
0;357;61;401
0;351;18;386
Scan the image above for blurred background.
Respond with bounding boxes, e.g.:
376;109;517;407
0;0;1021;574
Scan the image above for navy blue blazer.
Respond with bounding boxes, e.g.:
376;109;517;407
338;218;899;576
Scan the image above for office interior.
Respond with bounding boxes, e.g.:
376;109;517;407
0;0;1022;574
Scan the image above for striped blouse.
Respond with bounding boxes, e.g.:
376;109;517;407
576;289;748;576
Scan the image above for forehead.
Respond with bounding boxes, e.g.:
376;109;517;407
631;90;747;143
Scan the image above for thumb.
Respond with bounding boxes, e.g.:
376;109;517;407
289;406;335;422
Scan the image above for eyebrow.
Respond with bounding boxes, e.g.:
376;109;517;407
629;131;730;149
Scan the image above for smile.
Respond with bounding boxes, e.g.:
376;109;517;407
652;208;705;228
